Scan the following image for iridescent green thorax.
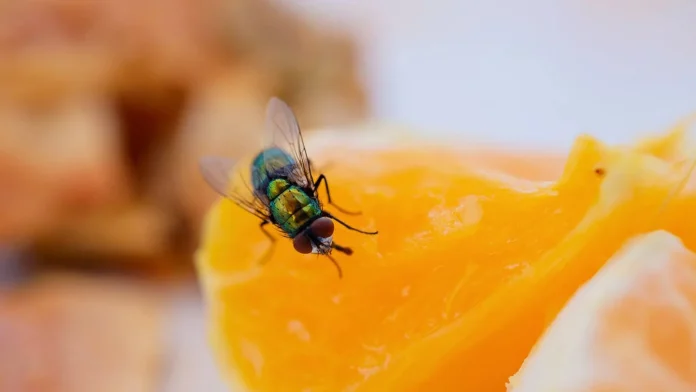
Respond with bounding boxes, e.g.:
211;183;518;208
268;179;321;237
267;178;291;200
251;147;295;191
251;147;321;237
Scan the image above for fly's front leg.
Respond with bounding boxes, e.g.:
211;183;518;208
307;230;345;279
258;220;277;265
326;254;343;279
331;242;353;255
324;211;378;235
314;174;362;216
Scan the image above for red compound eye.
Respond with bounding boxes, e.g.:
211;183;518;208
310;217;334;239
293;235;313;254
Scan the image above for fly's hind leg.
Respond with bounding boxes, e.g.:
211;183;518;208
314;174;362;216
257;221;277;265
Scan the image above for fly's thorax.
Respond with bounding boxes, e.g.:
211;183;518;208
267;178;290;201
251;147;296;191
269;185;322;237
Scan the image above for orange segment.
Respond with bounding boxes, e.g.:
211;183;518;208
196;124;696;391
508;231;696;392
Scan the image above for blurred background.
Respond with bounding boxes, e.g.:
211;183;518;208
1;0;695;391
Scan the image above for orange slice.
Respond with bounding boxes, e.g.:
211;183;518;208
196;123;696;391
508;230;696;391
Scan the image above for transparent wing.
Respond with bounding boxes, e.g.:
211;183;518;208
199;156;270;221
262;97;315;189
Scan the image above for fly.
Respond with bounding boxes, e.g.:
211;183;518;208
199;97;378;278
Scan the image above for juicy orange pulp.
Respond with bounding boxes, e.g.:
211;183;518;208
196;123;696;391
509;230;696;391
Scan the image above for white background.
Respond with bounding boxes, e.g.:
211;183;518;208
282;0;696;149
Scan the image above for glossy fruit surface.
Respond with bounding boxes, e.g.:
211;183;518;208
197;125;696;391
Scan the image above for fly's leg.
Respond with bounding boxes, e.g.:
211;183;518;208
331;242;353;255
323;211;378;235
314;174;362;216
326;254;343;279
257;221;277;265
308;232;346;279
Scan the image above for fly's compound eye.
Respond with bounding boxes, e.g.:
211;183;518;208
310;217;335;239
293;235;313;254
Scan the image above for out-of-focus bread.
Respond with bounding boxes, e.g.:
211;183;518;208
0;92;129;242
171;67;270;232
33;202;174;266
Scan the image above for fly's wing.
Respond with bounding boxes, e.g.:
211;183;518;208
261;97;315;189
199;156;270;221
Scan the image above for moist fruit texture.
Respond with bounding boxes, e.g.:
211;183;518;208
508;231;696;392
196;123;696;391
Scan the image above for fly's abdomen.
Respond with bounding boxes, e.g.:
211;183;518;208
251;147;295;191
270;186;321;237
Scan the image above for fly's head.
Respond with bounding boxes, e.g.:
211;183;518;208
293;217;334;255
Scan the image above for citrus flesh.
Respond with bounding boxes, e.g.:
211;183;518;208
196;125;696;391
508;231;696;392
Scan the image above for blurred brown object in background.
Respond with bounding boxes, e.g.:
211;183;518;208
0;91;129;243
170;66;270;235
0;0;368;274
0;274;164;392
